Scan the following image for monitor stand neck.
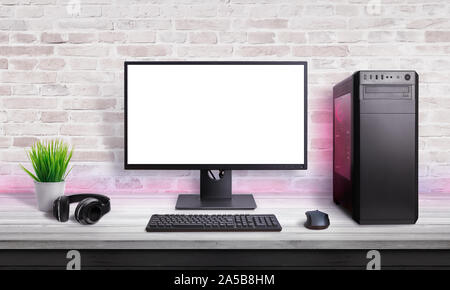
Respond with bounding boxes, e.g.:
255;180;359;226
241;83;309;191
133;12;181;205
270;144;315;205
175;170;257;210
200;169;231;200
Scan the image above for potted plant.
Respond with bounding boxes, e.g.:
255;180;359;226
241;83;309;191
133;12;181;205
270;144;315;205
20;140;73;212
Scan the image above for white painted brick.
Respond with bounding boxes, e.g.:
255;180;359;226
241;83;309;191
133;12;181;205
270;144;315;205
68;58;97;70
0;20;27;30
27;19;55;30
312;59;339;69
182;5;217;18
98;32;126;43
426;138;450;151
336;31;365;43
304;5;334;16
430;165;450;177
38;58;66;70
102;137;123;149
0;58;7;69
11;85;37;95
308;32;336;43
7;110;39;122
335;5;360;17
217;4;248;18
40;84;69;96
0;32;8;43
116;45;171;57
30;0;57;5
78;5;102;17
236;45;289;57
278;5;303;17
41;32;67;44
9;59;37;70
123;19;171;30
0;111;6;122
1;71;56;83
178;45;233;57
16;6;43;18
69;137;99;149
11;33;37;43
293;45;348;57
406;18;450;29
62;98;116;110
57;46;110;57
158;31;187;43
367;31;395;43
422;4;448;17
0;150;27;162
58;19;113;30
176;19;229;30
40;111;68;123
248;5;278;18
233;19;288;30
247;32;274;44
68;85;99;96
58;71;114;83
102;112;123;123
0;46;53;56
101;84;123;97
290;18;346;30
60;124;114;136
13;137;39;148
70;111;102;123
68;33;97;44
348;45;401;56
128;31;156;43
98;59;123;71
426;31;450;42
3;97;57;109
219;32;246;43
349;18;399;29
396;31;425;42
0;6;13;18
189;32;217;44
72;151;115;162
3;123;58;136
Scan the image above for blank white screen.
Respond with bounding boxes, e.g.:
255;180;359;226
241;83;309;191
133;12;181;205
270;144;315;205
127;64;305;165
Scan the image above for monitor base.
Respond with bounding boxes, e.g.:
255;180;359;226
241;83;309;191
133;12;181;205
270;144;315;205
175;194;257;210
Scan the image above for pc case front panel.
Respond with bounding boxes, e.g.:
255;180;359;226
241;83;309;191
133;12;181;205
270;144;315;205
359;114;417;223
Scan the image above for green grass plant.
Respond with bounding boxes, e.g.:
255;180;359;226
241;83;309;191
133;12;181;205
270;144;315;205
20;140;73;183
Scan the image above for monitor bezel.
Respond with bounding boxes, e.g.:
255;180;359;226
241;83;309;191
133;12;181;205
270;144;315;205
124;61;308;170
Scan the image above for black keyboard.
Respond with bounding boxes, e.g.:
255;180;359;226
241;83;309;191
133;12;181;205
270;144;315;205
146;214;282;232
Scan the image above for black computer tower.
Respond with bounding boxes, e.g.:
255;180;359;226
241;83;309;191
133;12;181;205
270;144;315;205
333;71;418;224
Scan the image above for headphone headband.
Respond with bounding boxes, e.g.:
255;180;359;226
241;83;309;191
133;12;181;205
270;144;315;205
67;194;110;213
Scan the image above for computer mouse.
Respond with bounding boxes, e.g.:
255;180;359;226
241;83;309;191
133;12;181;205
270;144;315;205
305;210;330;230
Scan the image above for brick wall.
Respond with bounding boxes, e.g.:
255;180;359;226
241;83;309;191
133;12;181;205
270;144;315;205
0;0;449;195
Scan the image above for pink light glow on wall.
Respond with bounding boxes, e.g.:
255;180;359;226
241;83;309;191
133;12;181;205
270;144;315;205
0;88;337;196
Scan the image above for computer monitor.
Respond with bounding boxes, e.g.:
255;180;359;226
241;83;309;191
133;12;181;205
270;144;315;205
125;61;307;209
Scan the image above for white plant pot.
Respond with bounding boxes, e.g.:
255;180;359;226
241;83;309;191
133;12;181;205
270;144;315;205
34;181;65;212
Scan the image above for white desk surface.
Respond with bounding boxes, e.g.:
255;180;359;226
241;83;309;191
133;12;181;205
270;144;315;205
1;193;449;250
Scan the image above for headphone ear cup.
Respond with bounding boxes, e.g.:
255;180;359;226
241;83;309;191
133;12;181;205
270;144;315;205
75;198;103;225
53;196;70;222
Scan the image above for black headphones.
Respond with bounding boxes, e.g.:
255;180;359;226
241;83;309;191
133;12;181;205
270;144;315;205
53;194;110;225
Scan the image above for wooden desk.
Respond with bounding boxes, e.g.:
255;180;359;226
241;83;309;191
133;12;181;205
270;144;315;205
1;193;450;269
